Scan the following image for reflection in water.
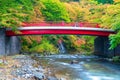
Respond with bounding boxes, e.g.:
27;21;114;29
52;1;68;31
36;54;120;80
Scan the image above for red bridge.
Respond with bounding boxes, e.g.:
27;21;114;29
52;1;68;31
6;22;115;36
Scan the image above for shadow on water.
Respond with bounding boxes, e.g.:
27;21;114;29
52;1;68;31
33;54;120;80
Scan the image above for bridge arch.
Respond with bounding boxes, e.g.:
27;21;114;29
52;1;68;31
6;27;115;36
0;22;119;57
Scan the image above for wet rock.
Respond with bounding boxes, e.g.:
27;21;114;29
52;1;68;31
86;59;91;61
23;74;33;78
70;60;78;64
12;78;17;80
47;76;58;80
33;72;45;79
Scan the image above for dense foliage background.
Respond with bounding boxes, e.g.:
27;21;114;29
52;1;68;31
0;0;120;54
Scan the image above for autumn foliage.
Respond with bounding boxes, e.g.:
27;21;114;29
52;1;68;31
1;0;119;53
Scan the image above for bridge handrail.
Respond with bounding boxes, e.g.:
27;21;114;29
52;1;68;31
22;22;100;28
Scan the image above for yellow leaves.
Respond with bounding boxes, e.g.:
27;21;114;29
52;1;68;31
64;2;90;21
64;3;77;21
22;46;29;51
101;15;112;28
114;0;120;3
88;4;107;22
24;36;33;44
100;3;120;29
64;3;76;14
106;4;120;15
68;35;77;42
29;1;45;22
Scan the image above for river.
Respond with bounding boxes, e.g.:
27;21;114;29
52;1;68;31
34;54;120;80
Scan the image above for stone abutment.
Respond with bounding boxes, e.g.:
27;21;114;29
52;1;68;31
0;28;21;56
94;36;120;57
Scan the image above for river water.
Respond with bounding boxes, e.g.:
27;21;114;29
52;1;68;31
35;54;120;80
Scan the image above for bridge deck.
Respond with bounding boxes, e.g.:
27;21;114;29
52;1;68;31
6;26;115;36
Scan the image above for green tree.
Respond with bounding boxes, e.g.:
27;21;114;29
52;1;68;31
60;0;79;2
100;3;120;49
80;36;95;52
0;0;34;28
41;0;70;22
97;0;114;4
30;38;58;54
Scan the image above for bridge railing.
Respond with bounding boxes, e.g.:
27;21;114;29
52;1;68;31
78;22;100;28
22;22;100;28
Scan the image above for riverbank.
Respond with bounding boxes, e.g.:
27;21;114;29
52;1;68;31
0;54;57;80
0;54;120;80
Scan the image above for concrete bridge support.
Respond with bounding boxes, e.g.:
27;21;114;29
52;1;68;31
0;28;21;56
10;36;21;55
6;36;11;55
94;36;115;57
6;36;21;55
114;45;120;56
0;28;6;56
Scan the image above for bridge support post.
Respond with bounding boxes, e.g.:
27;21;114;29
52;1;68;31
115;45;120;56
103;37;114;57
6;36;11;55
94;37;114;57
94;36;104;56
0;28;6;56
6;36;21;55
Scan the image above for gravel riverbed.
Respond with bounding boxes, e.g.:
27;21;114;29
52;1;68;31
0;55;58;80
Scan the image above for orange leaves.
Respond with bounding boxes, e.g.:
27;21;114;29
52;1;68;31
23;36;42;44
74;38;86;47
